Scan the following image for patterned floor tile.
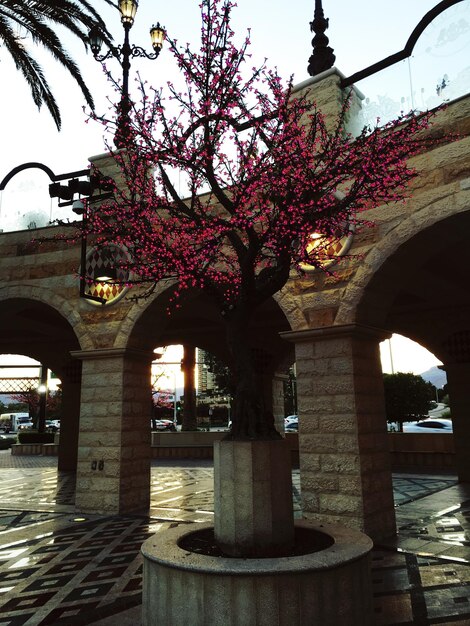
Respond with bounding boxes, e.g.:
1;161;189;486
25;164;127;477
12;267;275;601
1;453;470;624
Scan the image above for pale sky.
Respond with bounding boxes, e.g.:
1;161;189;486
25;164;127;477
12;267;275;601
0;354;61;393
379;335;442;376
152;345;185;397
0;0;458;189
1;0;467;229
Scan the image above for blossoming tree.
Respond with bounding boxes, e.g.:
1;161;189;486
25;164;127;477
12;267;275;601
82;0;437;443
68;0;446;556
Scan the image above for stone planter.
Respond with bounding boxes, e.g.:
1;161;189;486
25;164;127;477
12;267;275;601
11;443;43;455
141;520;373;625
10;443;59;456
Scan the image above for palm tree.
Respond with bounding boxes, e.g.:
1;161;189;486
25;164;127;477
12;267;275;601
0;0;115;129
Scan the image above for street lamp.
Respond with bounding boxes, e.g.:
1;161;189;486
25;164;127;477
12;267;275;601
89;0;166;147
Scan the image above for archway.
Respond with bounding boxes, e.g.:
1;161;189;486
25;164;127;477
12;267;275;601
126;286;294;501
356;210;470;482
286;209;470;541
0;297;82;473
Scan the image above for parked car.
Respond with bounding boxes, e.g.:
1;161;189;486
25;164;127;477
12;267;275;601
45;420;60;432
151;419;177;431
285;421;298;432
284;415;298;425
402;418;453;433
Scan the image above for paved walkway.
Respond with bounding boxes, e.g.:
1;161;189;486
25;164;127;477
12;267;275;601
0;452;469;624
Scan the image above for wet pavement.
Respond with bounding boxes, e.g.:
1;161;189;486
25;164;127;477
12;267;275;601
0;452;469;624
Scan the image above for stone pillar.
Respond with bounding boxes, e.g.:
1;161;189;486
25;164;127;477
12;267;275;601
444;362;470;482
282;324;395;542
272;373;287;433
181;344;197;431
71;347;153;515
291;68;364;136
58;360;82;472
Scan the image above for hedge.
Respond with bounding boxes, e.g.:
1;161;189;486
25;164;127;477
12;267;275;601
17;431;55;444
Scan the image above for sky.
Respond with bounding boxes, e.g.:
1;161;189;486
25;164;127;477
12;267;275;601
1;0;459;217
1;0;467;227
379;335;442;377
0;0;467;374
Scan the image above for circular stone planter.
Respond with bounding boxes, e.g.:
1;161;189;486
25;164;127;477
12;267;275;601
141;520;373;625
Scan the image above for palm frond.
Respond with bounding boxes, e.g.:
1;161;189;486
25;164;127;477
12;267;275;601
0;0;117;128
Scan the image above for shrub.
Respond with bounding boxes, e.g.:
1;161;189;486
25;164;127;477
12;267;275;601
17;431;55;444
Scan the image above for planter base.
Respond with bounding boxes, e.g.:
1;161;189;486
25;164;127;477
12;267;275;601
141;520;373;625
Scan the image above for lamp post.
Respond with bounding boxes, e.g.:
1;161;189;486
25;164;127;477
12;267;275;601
89;0;166;147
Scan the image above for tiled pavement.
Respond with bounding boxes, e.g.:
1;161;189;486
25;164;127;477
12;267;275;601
0;453;470;624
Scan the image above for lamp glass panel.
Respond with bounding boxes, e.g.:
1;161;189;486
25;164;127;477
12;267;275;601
150;24;166;50
119;0;138;24
89;26;103;53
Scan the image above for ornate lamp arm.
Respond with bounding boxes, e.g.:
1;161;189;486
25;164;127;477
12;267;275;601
93;45;123;63
129;45;163;61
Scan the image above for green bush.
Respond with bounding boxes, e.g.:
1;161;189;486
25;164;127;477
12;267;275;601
0;437;16;450
17;431;55;444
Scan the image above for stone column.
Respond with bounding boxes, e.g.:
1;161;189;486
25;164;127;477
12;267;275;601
58;360;82;472
181;344;197;431
282;324;395;542
291;68;364;136
71;347;153;515
444;362;470;482
272;373;287;433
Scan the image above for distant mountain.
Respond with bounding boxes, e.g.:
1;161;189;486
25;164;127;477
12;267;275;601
419;366;447;389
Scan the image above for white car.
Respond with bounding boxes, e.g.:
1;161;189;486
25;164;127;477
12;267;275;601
402;418;453;433
284;415;298;425
151;419;177;432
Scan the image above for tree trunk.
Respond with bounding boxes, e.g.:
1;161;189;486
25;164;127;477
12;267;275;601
224;307;281;441
211;305;296;557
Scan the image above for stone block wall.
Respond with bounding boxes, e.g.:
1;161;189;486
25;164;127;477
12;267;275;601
73;348;152;514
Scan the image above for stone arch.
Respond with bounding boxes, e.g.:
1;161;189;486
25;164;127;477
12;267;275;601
111;279;308;350
337;200;470;489
122;284;293;365
111;281;177;350
0;282;94;351
336;192;470;334
0;283;89;473
273;288;309;332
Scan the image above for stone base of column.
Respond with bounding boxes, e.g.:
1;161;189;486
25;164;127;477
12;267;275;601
214;439;294;557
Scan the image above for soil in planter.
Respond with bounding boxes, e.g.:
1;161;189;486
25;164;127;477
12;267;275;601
178;526;334;558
